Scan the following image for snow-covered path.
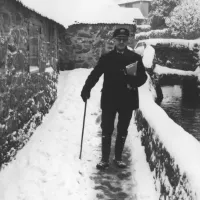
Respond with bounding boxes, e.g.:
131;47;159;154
0;69;157;200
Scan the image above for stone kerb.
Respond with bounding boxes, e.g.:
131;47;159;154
134;80;200;199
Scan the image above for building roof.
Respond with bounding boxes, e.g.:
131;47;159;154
17;0;145;28
73;6;145;24
17;0;66;26
118;0;152;4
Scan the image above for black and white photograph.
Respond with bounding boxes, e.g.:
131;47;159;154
0;0;200;199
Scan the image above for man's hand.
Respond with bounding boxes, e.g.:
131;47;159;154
81;88;90;102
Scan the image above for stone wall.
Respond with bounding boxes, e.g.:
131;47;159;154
135;110;197;199
144;41;200;89
0;70;58;169
59;24;138;70
0;0;63;168
0;0;64;74
154;45;200;72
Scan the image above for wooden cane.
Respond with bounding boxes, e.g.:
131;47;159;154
79;100;87;159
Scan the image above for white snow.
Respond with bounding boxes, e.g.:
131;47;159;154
0;69;157;200
138;79;200;199
142;45;155;68
118;0;152;4
154;64;197;76
134;38;200;50
73;6;144;24
137;25;151;30
134;46;145;56
45;67;54;73
135;29;169;40
18;0;142;28
30;66;39;74
127;119;159;200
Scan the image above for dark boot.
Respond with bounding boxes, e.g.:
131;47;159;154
115;135;126;161
99;108;116;170
113;159;127;168
114;135;127;168
96;134;112;170
96;160;109;170
101;135;112;163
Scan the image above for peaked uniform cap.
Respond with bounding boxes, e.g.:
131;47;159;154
113;28;130;38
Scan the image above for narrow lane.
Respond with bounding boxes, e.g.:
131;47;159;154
0;69;156;200
90;118;136;200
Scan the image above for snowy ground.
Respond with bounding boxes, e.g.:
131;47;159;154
0;69;157;200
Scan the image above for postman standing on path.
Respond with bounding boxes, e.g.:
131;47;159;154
81;26;147;170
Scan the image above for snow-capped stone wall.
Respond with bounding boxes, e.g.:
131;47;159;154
153;65;199;86
134;80;200;199
59;24;138;70
153;44;199;72
135;110;197;199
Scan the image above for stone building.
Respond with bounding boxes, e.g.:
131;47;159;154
62;23;137;70
59;2;144;70
0;0;65;74
0;0;66;164
0;0;143;72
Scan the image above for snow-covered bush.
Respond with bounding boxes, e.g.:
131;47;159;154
137;25;151;33
136;29;171;40
149;0;181;29
166;0;200;39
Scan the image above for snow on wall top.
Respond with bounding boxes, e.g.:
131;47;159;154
139;79;200;199
17;0;144;28
137;38;200;50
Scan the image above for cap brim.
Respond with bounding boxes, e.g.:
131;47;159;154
114;35;129;38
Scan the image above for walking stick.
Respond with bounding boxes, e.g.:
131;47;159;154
79;99;87;159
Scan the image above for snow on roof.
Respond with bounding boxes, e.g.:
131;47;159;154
17;0;65;26
73;6;145;24
118;0;152;4
17;0;144;28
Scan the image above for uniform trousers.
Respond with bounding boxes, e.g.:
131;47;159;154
100;106;133;162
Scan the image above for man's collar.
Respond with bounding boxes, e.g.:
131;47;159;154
116;50;124;54
114;46;128;54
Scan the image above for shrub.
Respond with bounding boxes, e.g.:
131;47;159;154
166;0;200;39
136;29;171;40
149;0;181;29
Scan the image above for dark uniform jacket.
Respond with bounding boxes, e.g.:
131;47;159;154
82;47;147;110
